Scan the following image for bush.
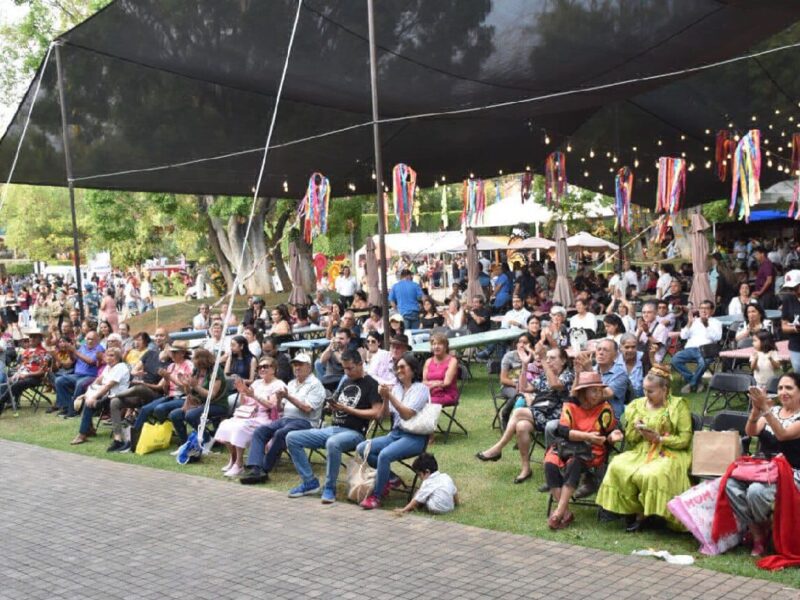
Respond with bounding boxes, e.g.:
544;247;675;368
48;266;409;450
169;272;187;297
151;274;171;296
3;261;34;276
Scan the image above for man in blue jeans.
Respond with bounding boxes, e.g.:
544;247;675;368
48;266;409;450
54;331;104;417
285;350;383;504
671;300;722;394
389;269;423;330
240;353;326;484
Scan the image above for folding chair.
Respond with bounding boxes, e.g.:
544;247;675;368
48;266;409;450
765;376;781;395
19;357;54;412
701;373;754;420
488;376;507;430
699;342;722;377
436;361;469;443
710;410;751;455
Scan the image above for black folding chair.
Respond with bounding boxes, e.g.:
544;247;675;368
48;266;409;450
710;410;752;455
701;372;754;422
436;361;469;443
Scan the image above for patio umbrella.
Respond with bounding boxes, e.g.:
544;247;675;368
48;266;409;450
365;236;381;306
287;241;308;305
566;231;619;252
465;228;484;300
552;222;574;307
511;236;556;251
687;213;714;307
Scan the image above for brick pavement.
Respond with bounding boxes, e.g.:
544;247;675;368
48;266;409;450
0;439;796;600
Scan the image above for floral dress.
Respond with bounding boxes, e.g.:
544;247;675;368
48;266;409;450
528;368;574;432
596;395;692;529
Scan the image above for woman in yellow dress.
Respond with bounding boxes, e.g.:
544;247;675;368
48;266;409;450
596;364;693;532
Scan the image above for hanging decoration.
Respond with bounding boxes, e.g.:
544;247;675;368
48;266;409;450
382;191;390;231
440;186;449;228
729;129;761;222
494;178;502;204
715;130;735;182
520;172;532;202
790;134;800;220
392;163;417;233
656;157;685;215
460;178;486;225
299;172;330;244
544;151;567;206
614;166;634;233
412;186;420;227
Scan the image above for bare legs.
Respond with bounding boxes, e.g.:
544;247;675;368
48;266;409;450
479;408;535;479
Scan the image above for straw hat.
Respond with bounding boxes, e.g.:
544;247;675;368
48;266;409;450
572;371;605;392
169;340;191;353
20;325;44;338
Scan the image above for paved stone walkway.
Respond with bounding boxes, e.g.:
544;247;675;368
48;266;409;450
0;440;796;600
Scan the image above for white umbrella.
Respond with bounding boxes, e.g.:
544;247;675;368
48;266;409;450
510;236;556;251
566;231;619;252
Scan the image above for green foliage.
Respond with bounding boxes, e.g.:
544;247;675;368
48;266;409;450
169;272;187;296
2;261;33;276
701;199;734;224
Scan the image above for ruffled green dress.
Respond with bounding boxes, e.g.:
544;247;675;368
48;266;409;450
596;395;693;529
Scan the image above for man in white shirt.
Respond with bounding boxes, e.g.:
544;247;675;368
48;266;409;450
335;266;358;307
635;301;669;364
192;304;211;330
501;294;530;329
655;266;672;299
671;300;722;393
623;260;639;290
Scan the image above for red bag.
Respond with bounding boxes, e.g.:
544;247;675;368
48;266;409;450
730;456;778;484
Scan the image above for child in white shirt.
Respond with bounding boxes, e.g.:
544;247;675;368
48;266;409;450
394;453;459;515
749;331;780;389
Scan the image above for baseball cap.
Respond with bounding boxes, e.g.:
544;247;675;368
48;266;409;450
782;270;800;290
290;352;312;365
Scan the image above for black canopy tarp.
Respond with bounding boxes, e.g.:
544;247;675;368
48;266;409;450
2;0;800;207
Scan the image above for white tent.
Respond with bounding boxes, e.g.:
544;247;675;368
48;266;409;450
566;231;619;251
355;231;509;260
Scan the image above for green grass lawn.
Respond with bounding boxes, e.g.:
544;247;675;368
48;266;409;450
0;369;797;588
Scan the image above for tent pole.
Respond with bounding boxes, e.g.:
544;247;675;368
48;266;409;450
54;42;85;320
367;0;391;344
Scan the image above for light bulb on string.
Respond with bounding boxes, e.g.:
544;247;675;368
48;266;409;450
688;163;695;172
498;169;503;175
781;131;787;137
764;139;770;145
705;129;711;135
566;143;572;152
704;146;710;151
632;146;638;152
434;181;439;188
608;167;614;173
606;151;611;157
371;172;376;180
734;134;740;142
589;149;595;158
441;175;446;182
657;140;663;146
790;116;795;122
580;157;586;163
681;152;686;158
728;122;734;128
769;124;774;129
583;171;589;177
766;150;771;156
469;172;474;179
525;165;531;172
612;156;618;163
778;146;783;152
544;133;551;144
282;180;289;193
347;182;356;192
645;177;651;183
634;159;639;168
680;134;686;141
752;115;757;122
705;160;712;169
775;109;781;115
598;183;604;190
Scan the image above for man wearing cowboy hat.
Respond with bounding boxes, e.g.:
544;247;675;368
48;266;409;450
0;326;49;415
780;269;800;373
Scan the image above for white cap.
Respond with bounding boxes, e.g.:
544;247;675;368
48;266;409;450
290;352;312;365
782;270;800;290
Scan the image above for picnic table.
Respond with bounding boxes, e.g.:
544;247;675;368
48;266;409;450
720;340;791;369
279;337;330;357
170;326;239;341
411;327;524;354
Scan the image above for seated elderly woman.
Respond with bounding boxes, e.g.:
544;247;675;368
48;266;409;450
716;373;800;558
215;356;288;477
544;371;621;530
596;364;693;532
70;346;130;445
477;344;573;484
356;352;431;510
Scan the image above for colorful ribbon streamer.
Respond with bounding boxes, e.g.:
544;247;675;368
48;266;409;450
520;172;532;203
460;178;486;226
544;152;567;206
614;166;634;233
729;130;761;223
656;157;685;215
392;163;417;233
715;130;735;182
299;172;330;244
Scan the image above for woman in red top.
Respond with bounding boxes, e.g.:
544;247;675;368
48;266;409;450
544;371;621;530
422;332;458;406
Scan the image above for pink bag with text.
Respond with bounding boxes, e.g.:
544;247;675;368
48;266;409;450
667;478;743;556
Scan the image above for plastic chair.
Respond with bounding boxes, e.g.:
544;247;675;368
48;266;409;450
701;372;754;420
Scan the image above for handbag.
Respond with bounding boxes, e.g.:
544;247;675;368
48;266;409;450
233;404;257;419
691;430;742;477
555;439;593;463
346;439;376;503
400;403;442;435
134;421;174;455
730;456;779;484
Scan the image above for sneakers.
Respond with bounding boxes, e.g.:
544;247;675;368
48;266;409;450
320;488;337;504
118;441;132;453
288;478;321;498
240;467;269;485
359;495;381;510
106;439;126;453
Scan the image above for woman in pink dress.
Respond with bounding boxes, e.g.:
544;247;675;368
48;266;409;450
215;356;287;477
422;332;459;406
100;287;119;332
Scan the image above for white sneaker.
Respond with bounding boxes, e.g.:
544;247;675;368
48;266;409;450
221;461;234;472
224;464;244;477
169;448;181;456
202;439;215;456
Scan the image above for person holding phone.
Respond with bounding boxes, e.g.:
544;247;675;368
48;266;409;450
779;270;800;373
671;300;722;394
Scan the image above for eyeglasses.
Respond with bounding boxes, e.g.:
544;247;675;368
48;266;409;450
258;364;274;370
367;339;379;344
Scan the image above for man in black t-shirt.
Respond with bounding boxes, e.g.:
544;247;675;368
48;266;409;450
465;295;491;334
780;270;800;373
286;350;384;504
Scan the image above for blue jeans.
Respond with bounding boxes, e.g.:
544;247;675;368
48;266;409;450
246;417;312;472
55;373;95;414
671;347;707;388
169;403;228;444
286;426;364;493
402;312;420;330
357;428;427;497
78;398;108;435
133;396;183;431
791;350;800;374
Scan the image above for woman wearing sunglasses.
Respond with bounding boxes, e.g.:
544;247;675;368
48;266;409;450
356;352;430;510
216;357;287;477
364;331;395;385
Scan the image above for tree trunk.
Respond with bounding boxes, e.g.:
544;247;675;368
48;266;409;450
197;196;235;291
274;245;291;290
294;234;317;293
201;195;274;295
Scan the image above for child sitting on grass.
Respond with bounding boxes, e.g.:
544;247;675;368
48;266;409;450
394;453;459;516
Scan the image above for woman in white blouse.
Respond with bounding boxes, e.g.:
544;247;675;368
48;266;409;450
443;298;465;331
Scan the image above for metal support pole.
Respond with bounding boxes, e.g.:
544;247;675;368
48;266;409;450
54;43;85;320
367;0;391;344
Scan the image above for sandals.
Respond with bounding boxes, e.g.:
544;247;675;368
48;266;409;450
548;511;575;530
513;471;532;484
475;451;501;462
70;434;87;446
